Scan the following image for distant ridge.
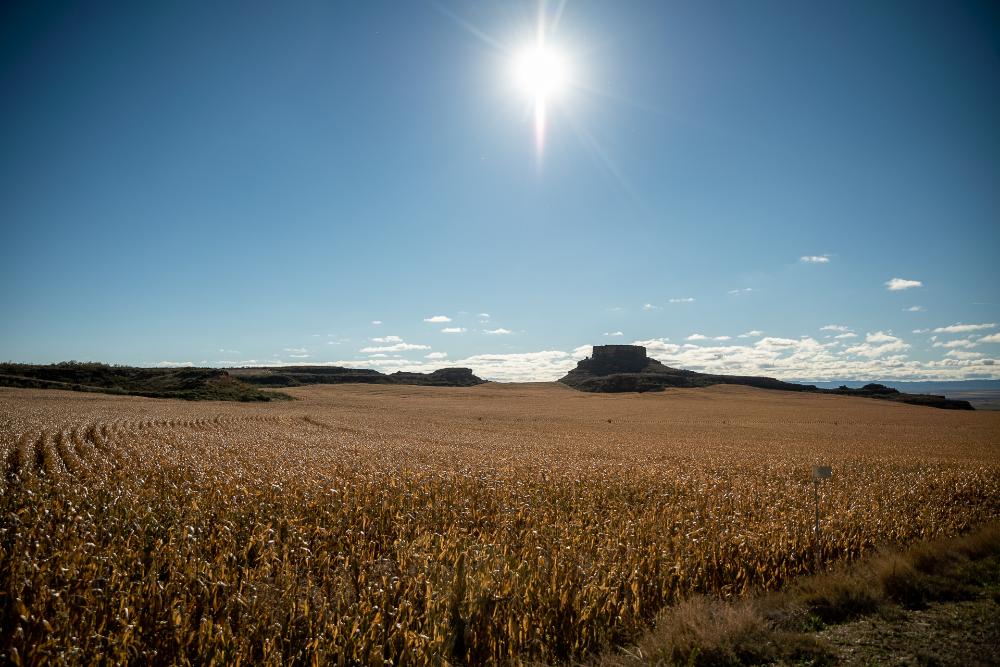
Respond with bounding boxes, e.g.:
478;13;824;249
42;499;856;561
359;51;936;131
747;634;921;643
0;362;485;401
559;345;975;410
230;366;485;388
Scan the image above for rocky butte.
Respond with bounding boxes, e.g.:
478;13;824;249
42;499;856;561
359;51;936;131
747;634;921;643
559;344;974;410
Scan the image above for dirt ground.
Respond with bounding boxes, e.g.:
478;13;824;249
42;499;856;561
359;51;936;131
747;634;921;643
818;595;1000;666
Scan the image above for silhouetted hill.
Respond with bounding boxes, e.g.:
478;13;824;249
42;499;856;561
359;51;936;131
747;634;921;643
231;366;485;388
560;346;974;410
0;363;486;401
0;362;285;401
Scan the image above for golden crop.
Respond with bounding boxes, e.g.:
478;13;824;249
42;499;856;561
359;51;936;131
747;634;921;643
2;383;998;665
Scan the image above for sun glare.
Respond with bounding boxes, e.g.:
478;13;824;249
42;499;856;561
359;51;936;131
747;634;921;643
511;38;571;158
513;45;569;101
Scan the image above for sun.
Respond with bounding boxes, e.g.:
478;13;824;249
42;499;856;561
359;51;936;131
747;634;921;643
513;45;570;101
511;39;571;157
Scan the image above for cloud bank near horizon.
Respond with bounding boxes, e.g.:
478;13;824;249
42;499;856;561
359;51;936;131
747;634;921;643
209;328;998;383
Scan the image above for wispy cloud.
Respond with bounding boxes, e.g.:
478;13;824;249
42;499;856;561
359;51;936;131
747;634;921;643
441;327;466;334
359;342;431;353
288;354;310;359
800;255;830;263
932;338;978;349
371;320;382;325
603;331;624;337
425;352;448;359
834;332;857;339
728;288;753;295
821;325;852;332
903;306;925;312
932;323;996;334
737;330;763;338
668;297;695;303
218;348;241;354
945;350;984;360
642;303;661;311
155;361;194;368
478;313;490;319
687;333;708;341
885;278;922;291
372;335;402;343
283;347;308;354
424;315;452;323
484;328;512;335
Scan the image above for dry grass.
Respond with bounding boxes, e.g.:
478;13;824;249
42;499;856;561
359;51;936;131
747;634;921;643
600;524;1000;666
1;383;998;664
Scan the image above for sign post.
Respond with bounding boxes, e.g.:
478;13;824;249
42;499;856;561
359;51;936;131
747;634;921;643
812;465;832;572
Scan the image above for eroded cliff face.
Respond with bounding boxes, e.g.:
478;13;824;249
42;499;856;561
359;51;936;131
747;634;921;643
576;345;651;375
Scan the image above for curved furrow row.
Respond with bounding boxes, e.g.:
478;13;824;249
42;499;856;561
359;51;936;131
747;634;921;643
37;431;68;480
54;429;89;478
2;432;31;489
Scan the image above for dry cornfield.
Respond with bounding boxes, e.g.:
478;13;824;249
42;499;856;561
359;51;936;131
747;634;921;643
2;383;999;665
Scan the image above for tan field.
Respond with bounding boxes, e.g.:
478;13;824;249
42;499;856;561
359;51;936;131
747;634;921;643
2;383;999;664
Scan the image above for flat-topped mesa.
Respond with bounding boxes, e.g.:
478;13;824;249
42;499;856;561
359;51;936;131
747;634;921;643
584;344;651;375
558;344;974;409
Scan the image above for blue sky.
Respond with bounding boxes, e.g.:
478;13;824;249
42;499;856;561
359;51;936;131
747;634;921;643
2;1;998;381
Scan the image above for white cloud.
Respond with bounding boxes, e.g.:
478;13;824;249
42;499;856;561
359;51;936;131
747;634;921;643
669;297;696;303
441;327;466;334
371;320;382;325
800;255;830;263
714;336;732;341
359;342;431;353
155;361;194;368
478;313;490;318
642;303;661;311
424;315;452;323
288;354;310;359
844;332;910;358
945;350;984;360
821;325;851;332
932;323;996;334
687;333;708;341
372;335;403;343
728;288;754;294
604;331;624;337
866;331;899;344
912;329;930;334
885;278;922;291
369;353;389;358
283;347;308;354
218;348;241;354
903;306;925;312
834;332;858;339
737;330;763;338
484;328;512;335
932;338;978;349
425;352;448;359
980;333;1000;344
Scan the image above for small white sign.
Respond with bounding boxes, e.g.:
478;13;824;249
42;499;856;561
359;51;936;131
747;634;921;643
812;465;832;480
